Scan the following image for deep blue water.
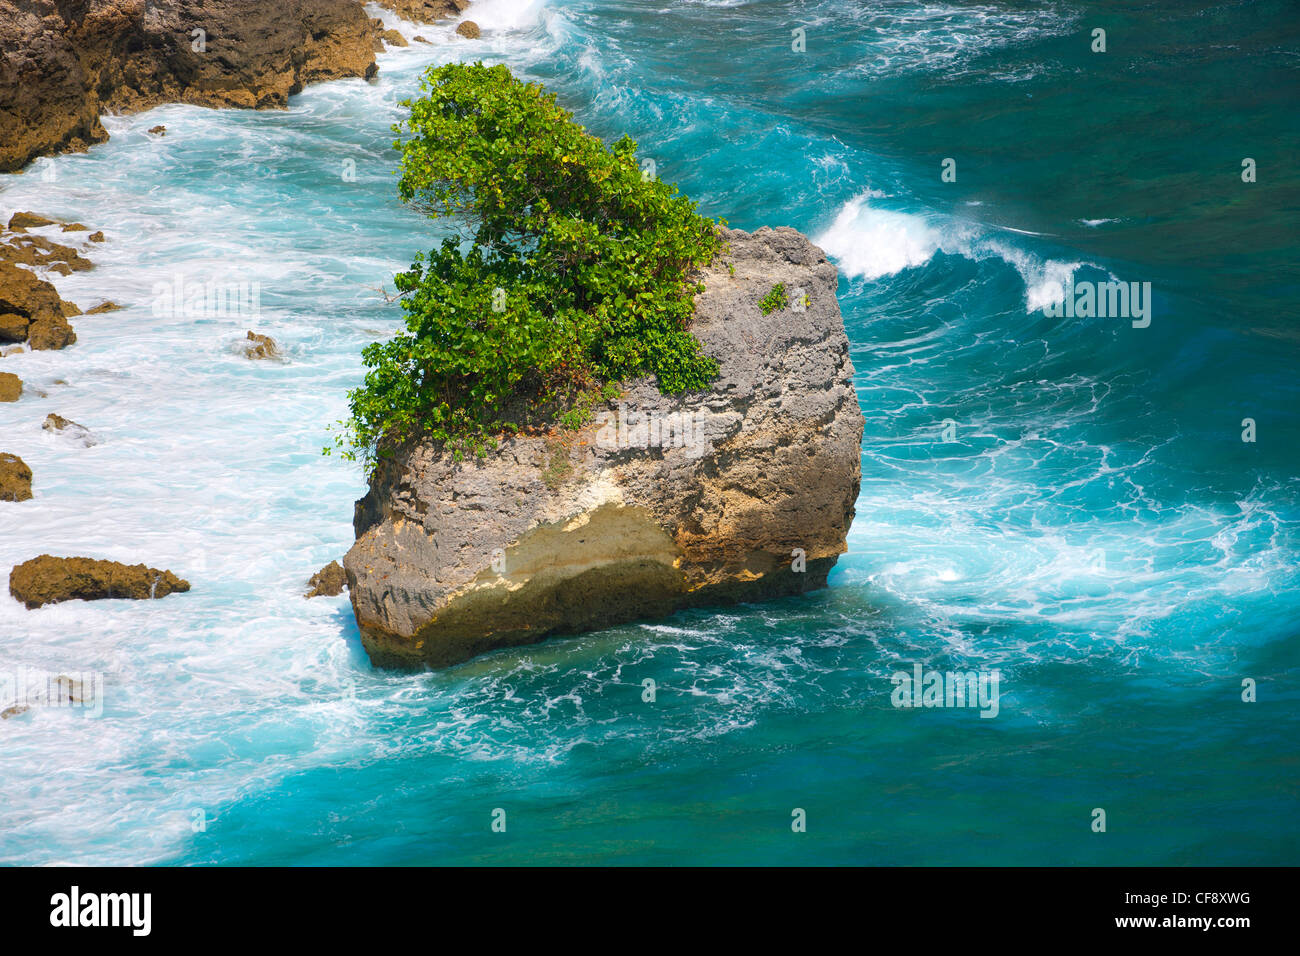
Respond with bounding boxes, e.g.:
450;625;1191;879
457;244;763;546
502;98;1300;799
0;0;1296;865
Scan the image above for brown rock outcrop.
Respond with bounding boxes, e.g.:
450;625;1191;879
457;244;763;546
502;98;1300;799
378;0;470;23
306;560;348;597
0;260;78;350
7;212;56;231
8;555;191;609
0;453;33;502
0;371;20;401
455;20;480;39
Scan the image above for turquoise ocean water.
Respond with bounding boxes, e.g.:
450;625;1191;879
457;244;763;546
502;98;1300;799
0;0;1296;865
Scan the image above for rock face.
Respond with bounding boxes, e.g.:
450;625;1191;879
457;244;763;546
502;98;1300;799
8;556;190;609
0;453;33;502
0;0;382;173
345;226;864;669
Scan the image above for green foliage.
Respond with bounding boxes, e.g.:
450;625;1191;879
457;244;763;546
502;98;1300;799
333;62;722;465
759;282;789;315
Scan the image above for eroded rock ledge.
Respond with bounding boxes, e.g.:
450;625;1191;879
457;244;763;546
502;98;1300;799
345;226;864;669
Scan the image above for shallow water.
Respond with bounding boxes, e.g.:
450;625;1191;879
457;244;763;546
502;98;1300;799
1;0;1296;865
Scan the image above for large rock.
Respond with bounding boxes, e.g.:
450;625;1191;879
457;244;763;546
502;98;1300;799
0;453;33;502
0;0;382;173
345;226;864;669
8;556;191;609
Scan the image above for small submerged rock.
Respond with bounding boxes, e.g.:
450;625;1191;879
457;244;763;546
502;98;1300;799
0;453;33;502
8;555;190;609
43;413;97;446
243;330;281;360
85;301;122;314
306;561;348;598
148;125;166;136
0;371;20;401
88;231;105;243
382;29;408;47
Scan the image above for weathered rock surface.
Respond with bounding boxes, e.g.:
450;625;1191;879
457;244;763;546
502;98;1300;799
0;0;382;173
345;226;864;669
378;0;470;23
455;20;480;39
0;453;33;502
0;371;20;402
8;556;190;609
381;28;408;47
306;560;347;597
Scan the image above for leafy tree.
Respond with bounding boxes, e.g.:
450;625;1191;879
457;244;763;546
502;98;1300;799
333;62;721;465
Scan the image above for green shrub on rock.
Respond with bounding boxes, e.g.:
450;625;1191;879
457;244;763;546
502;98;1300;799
335;62;722;465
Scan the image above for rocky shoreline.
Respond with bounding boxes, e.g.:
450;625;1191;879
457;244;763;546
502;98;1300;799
0;0;479;174
2;5;863;669
1;0;479;615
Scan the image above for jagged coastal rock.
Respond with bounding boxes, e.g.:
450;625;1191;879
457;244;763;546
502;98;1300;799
306;560;348;598
8;556;190;609
0;0;382;173
345;227;864;668
0;453;33;502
